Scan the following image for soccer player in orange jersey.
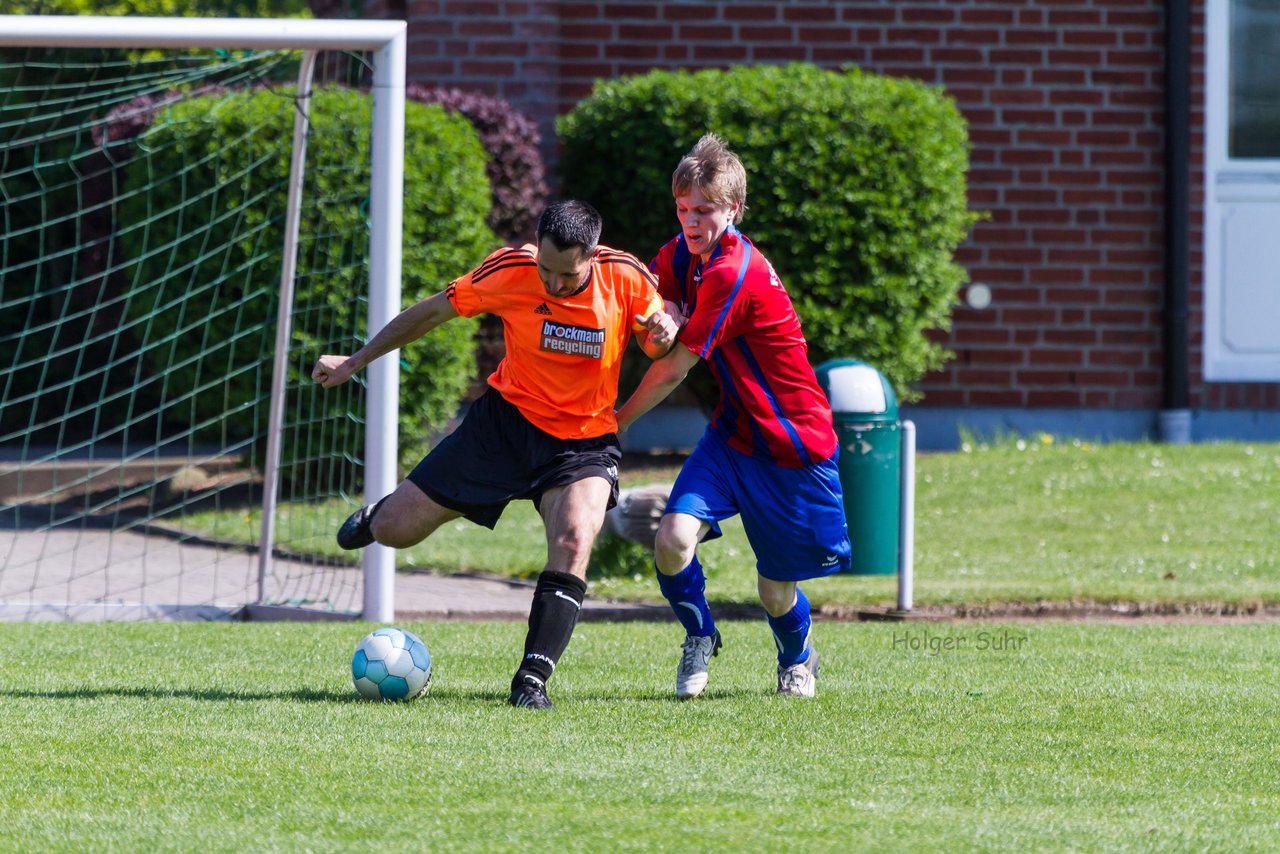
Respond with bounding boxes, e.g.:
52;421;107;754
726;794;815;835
312;201;677;710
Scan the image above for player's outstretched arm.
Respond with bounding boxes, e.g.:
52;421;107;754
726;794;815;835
311;290;458;389
615;344;699;432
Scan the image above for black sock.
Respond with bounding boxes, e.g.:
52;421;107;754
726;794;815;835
513;570;587;688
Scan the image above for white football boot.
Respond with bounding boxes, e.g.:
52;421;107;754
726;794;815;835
675;630;722;700
776;644;819;698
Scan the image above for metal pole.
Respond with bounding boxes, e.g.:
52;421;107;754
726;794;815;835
362;28;406;623
896;420;916;613
257;50;318;605
0;15;405;50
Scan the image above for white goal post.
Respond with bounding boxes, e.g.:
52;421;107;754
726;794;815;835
0;16;405;621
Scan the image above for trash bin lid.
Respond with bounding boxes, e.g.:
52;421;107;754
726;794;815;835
816;359;898;419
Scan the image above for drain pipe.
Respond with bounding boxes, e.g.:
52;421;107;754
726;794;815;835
1158;0;1192;444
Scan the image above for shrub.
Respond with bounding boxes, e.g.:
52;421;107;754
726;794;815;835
558;64;978;400
407;85;547;245
117;86;494;475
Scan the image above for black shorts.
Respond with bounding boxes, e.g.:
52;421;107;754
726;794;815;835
407;387;621;530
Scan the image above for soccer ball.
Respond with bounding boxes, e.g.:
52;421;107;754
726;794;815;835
351;626;432;701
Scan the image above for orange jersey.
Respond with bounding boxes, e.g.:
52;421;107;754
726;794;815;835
446;244;663;439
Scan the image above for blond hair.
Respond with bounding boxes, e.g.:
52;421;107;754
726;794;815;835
671;133;747;224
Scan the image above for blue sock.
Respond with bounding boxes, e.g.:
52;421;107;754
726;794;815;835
768;587;812;668
656;556;716;637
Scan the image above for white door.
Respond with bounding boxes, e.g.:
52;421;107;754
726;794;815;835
1204;0;1280;380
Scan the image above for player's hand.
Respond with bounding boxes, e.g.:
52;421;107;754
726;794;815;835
636;310;678;349
663;299;687;327
312;354;355;389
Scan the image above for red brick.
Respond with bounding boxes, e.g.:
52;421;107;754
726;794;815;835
783;5;837;22
1088;349;1146;367
1048;49;1103;65
618;23;673;39
960;8;1014;25
1050;89;1105;106
693;44;750;61
946;28;1002;45
605;43;660;60
739;25;794;42
872;47;928;63
460;60;516;75
902;7;956;24
1075;370;1135;387
1016;209;1073;225
445;0;497;12
473;40;527;56
561;23;614;39
972;390;1027;406
665;3;721;20
679;24;734;40
968;348;1027;366
1028;391;1085;405
1044;328;1099;345
460;20;512;36
1005;29;1058;46
1049;9;1104;26
955;327;1014;345
918;390;967;406
1032;68;1088;86
958;369;1015;385
723;4;777;21
561;61;614;78
560;42;600;58
1044;286;1101;303
839;6;894;24
888;27;945;44
1017;369;1076;385
798;25;855;43
752;45;809;61
1106;49;1162;66
603;3;658;18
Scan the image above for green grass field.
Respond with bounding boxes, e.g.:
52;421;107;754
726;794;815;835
3;620;1278;851
187;440;1280;610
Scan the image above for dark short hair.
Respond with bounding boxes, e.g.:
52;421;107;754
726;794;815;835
536;200;602;253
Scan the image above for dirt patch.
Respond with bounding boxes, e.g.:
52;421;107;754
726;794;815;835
819;599;1280;624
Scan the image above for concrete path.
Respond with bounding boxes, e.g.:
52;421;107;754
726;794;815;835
0;528;670;622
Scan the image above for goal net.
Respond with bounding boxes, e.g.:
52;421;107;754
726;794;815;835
0;17;405;621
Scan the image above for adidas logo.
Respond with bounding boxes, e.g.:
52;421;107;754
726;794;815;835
534;302;552;316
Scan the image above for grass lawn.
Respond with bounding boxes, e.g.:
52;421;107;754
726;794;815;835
184;440;1280;610
2;620;1277;851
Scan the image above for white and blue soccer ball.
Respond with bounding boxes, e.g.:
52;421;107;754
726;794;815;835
351;626;432;701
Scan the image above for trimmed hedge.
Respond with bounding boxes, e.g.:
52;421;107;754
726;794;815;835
118;86;494;474
558;64;978;399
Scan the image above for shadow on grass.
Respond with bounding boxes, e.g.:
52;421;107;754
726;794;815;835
4;684;775;705
3;686;361;703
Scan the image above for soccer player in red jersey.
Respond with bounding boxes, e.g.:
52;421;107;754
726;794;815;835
313;201;677;710
616;135;852;699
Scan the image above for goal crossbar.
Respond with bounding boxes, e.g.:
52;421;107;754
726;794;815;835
0;16;405;622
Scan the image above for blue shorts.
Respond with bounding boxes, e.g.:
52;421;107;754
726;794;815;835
666;429;852;582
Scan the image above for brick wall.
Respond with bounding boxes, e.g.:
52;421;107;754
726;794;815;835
374;0;1278;415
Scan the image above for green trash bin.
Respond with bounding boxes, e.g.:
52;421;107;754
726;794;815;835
816;359;900;575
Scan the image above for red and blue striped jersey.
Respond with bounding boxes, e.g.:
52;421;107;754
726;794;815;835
650;226;837;468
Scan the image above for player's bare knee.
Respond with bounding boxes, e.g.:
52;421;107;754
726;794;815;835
653;525;694;575
758;577;797;617
550;526;595;566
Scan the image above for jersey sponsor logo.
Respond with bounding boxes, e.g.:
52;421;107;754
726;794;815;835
539;320;605;359
534;302;553;316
